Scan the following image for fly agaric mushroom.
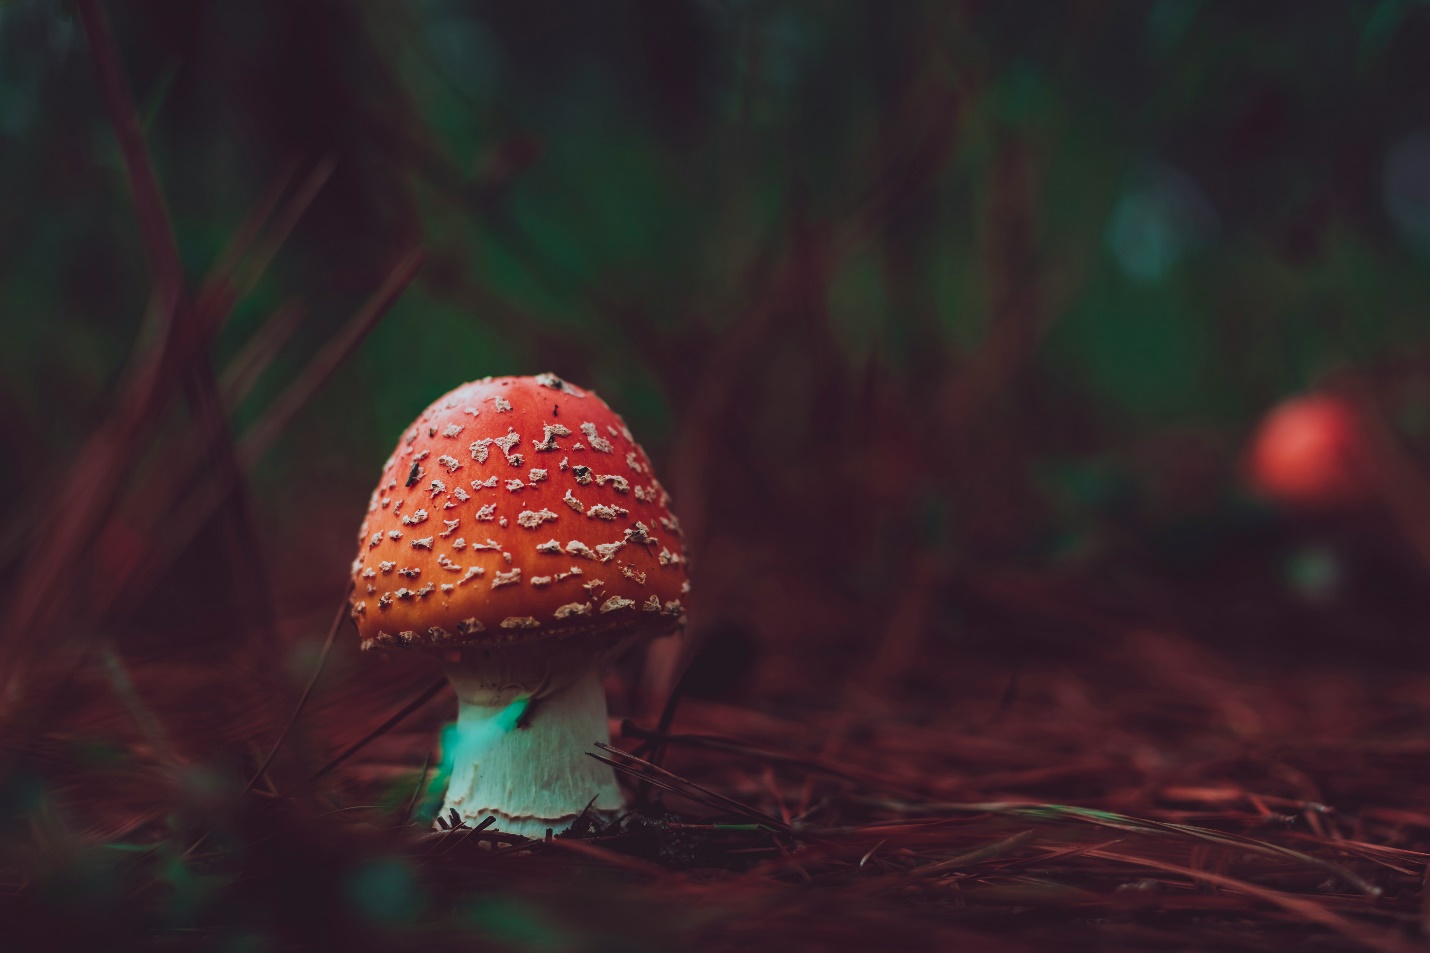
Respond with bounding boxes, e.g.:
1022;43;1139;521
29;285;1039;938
349;374;689;836
1246;393;1374;509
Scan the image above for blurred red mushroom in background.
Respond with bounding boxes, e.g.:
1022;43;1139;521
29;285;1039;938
1245;393;1376;510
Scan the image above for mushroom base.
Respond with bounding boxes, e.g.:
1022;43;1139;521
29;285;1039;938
438;666;625;837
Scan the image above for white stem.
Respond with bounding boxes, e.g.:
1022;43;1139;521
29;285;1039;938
439;667;624;837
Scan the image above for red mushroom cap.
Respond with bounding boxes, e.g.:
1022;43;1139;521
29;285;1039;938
349;374;689;648
1246;393;1373;509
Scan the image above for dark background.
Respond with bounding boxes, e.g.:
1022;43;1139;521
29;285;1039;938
6;2;1430;950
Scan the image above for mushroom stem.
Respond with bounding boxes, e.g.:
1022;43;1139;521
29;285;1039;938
440;667;624;837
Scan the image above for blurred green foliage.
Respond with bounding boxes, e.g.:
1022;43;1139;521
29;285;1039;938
4;0;1430;470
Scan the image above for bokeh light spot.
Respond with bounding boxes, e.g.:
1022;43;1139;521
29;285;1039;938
344;858;425;924
1383;132;1430;250
1106;162;1217;282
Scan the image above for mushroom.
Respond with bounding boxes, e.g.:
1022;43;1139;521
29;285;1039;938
349;374;689;837
1246;393;1374;509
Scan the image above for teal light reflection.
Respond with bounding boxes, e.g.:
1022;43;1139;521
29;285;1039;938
419;695;530;823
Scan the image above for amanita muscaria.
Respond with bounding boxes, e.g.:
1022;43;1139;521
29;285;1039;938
349;374;689;836
1246;393;1374;509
